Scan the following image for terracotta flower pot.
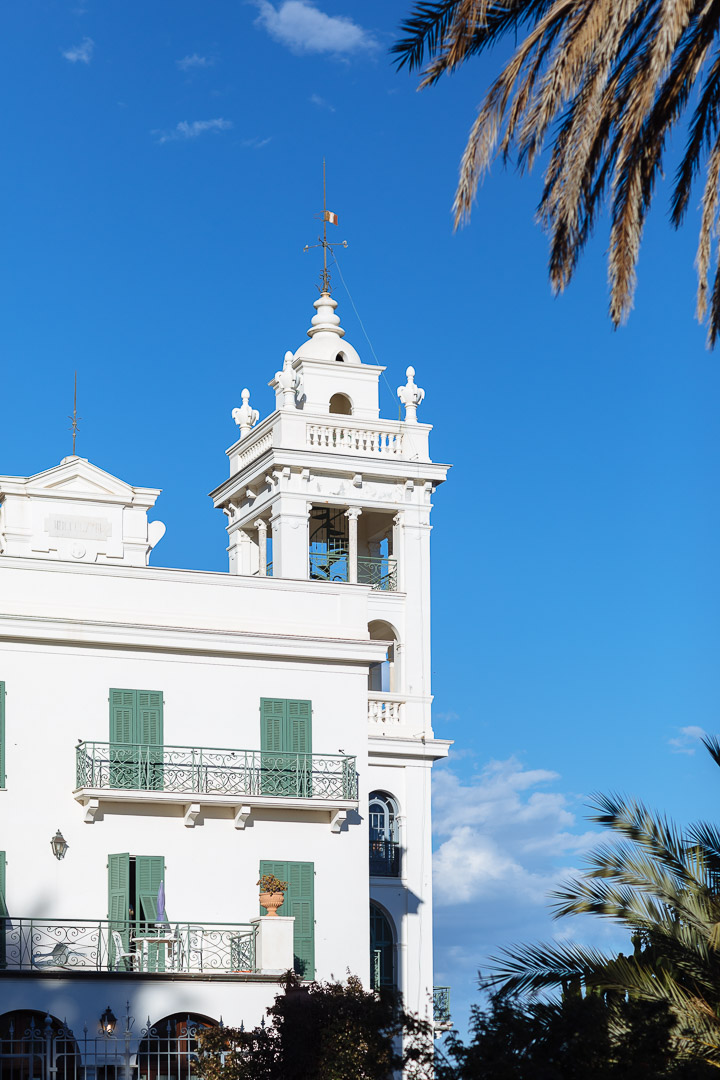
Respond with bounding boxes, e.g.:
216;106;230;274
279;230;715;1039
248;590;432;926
260;890;285;917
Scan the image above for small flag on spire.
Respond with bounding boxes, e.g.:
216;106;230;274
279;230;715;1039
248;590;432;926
323;210;338;225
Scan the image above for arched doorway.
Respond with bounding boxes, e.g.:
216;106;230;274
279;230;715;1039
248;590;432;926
367;621;398;693
369;902;396;990
369;791;400;876
0;1012;79;1080
138;1013;218;1080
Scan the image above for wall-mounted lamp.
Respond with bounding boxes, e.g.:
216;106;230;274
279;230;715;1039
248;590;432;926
99;1006;117;1036
50;829;69;860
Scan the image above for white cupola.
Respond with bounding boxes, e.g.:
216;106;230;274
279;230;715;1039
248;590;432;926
269;291;382;421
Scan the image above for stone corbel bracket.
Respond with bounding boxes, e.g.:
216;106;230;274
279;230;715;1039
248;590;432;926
234;804;252;830
330;808;347;833
83;798;100;824
184;803;201;828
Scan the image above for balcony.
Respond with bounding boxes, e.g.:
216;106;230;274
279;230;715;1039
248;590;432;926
368;693;406;730
75;743;358;829
308;551;397;591
0;918;256;975
369;839;400;877
433;986;452;1030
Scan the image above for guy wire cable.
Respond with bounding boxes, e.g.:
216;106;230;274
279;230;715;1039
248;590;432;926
331;252;402;420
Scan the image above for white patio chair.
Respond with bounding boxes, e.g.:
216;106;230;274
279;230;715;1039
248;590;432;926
32;941;86;968
111;929;137;971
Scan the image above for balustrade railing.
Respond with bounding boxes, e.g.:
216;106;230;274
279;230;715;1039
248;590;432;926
369;839;400;877
368;695;405;727
76;743;358;801
0;918;256;974
306;423;403;456
308;551;397;591
433;986;451;1026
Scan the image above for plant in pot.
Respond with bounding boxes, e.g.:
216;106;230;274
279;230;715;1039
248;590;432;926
258;873;288;917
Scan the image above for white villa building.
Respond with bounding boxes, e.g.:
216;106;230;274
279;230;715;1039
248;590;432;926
0;280;451;1074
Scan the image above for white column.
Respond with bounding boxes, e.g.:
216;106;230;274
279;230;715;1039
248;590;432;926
250;916;295;974
346;507;362;584
270;496;311;579
255;519;268;576
393;512;403;591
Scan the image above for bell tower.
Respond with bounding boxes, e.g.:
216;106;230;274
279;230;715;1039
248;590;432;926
210;277;448;740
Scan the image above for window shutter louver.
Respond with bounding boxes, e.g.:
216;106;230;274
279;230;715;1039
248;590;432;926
260;699;286;753
109;689;164;791
108;852;130;968
259;859;314;980
136;855;165;971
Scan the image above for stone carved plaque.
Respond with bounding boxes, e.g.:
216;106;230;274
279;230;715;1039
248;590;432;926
45;515;111;541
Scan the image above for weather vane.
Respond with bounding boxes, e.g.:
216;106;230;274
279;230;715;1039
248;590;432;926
68;371;81;456
303;159;347;294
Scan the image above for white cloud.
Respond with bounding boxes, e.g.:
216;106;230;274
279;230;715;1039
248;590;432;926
431;758;628;1031
668;725;706;755
254;0;378;56
154;118;233;144
176;54;213;71
432;758;596;907
309;93;335;112
62;37;94;64
241;136;272;149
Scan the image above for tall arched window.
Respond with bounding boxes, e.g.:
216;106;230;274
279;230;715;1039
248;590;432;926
369;791;400;876
138;1013;218;1080
367;621;398;693
370;902;396;990
0;1012;79;1080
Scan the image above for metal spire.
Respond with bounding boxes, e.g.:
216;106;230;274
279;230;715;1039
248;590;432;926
303;159;347;294
68;371;81;456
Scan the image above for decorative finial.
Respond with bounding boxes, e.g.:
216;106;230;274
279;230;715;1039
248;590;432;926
274;351;300;409
397;366;425;423
303;159;347;294
68;371;81;456
231;388;260;438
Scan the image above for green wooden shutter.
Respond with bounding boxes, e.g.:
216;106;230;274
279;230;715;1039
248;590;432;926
287;861;315;979
108;853;130;969
136;855;164;921
287;700;312;797
287;701;312;753
261;700;288;796
110;690;135;742
260;699;286;752
136;691;164;790
0;682;5;789
259;859;315;980
261;699;313;797
0;851;6;969
136;855;165;971
110;690;137;789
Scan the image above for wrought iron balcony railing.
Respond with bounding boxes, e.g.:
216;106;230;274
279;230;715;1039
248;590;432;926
308;551;397;591
433;986;451;1026
0;917;256;974
369;839;401;877
76;743;358;801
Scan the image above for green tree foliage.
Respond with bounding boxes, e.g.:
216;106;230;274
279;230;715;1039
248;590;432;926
486;738;720;1066
196;971;436;1080
436;987;717;1079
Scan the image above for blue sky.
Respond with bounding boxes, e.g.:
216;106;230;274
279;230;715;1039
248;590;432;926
2;0;720;1036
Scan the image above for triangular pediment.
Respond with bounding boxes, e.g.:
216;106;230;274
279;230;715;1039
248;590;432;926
27;458;134;499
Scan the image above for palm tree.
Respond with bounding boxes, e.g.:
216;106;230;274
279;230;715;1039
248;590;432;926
482;738;720;1064
393;1;720;343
